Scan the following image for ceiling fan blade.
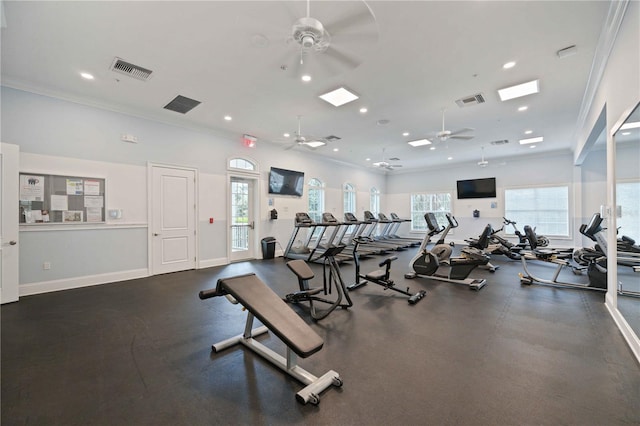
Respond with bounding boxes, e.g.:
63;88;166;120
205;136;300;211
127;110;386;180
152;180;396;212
323;5;377;36
449;135;475;140
448;127;474;136
323;45;361;70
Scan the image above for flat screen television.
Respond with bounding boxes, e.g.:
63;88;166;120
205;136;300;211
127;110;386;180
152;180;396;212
268;167;304;197
456;177;496;199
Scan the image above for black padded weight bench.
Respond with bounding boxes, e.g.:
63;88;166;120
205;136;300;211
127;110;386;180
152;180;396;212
199;272;342;405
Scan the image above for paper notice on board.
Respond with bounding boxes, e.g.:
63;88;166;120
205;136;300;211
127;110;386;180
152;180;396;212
66;179;83;195
84;179;100;196
20;175;45;201
50;194;68;211
63;211;83;222
84;196;104;208
86;207;103;223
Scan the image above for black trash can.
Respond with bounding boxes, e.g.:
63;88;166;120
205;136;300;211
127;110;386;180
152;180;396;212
261;237;276;259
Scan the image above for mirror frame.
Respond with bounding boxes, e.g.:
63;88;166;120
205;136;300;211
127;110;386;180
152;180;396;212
608;100;640;363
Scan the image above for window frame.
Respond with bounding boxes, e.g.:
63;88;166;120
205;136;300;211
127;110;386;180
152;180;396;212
307;178;325;224
370;187;380;217
410;192;452;232
503;184;571;238
343;182;356;217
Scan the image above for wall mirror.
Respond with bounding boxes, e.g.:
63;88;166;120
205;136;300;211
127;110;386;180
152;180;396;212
613;101;640;339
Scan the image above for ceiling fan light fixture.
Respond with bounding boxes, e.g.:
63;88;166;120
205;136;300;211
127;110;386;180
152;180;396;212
319;87;359;107
408;138;432;147
498;79;540;101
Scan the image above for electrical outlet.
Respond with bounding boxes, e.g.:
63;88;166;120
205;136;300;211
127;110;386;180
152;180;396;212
43;262;51;270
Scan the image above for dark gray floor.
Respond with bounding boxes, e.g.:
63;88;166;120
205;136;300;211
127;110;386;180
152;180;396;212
2;247;639;425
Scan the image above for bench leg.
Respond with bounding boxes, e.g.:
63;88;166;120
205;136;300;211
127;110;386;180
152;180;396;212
239;338;341;404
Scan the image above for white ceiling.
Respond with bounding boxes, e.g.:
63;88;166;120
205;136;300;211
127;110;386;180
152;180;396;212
0;1;610;171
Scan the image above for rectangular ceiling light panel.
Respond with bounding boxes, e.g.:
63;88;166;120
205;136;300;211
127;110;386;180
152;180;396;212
319;87;359;107
408;138;432;147
519;136;543;145
498;80;540;101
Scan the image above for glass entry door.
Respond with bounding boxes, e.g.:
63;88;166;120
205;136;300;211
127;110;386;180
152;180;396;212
229;177;255;262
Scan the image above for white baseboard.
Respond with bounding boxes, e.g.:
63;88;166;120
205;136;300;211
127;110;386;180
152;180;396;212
605;302;640;365
19;268;149;297
199;257;228;269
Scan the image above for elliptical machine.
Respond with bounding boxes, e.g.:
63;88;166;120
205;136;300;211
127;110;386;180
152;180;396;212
348;236;426;304
405;212;490;291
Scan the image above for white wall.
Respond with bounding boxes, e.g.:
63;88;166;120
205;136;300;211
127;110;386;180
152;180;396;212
386;150;580;247
1;86;386;294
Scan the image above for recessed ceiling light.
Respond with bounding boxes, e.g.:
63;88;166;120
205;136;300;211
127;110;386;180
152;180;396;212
621;131;631;136
524;129;533;134
365;158;371;161
319;87;359;107
224;115;232;121
359;107;368;113
503;61;516;69
447;157;453;160
519;136;543;145
408;138;432;147
518;106;528;112
430;146;436;151
283;133;290;138
530;145;536;148
80;72;94;80
333;148;339;152
301;75;312;82
402;132;410;137
498;79;540;101
620;121;640;130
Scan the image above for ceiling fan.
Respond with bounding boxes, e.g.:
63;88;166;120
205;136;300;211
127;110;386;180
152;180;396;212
372;149;403;170
281;116;330;150
279;0;379;76
432;109;475;142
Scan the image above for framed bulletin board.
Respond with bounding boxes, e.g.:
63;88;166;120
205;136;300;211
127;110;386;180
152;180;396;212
19;173;106;224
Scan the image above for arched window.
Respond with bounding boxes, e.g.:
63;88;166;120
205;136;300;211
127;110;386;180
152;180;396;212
343;183;356;217
228;158;256;171
308;178;325;224
370;187;380;216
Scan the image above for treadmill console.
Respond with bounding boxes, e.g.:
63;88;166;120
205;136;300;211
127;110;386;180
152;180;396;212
295;212;314;226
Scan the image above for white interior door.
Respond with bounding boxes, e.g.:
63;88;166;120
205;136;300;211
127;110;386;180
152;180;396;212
229;177;256;262
151;165;197;275
1;143;20;304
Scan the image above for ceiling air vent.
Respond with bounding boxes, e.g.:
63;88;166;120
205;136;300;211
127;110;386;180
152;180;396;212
490;139;509;146
110;57;153;81
164;95;201;114
325;135;341;141
456;93;486;108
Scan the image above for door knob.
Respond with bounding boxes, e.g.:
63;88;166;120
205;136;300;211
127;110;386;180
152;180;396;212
9;240;17;245
153;233;160;236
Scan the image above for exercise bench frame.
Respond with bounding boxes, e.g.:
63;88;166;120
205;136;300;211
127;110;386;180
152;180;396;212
199;272;342;405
